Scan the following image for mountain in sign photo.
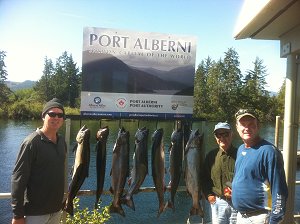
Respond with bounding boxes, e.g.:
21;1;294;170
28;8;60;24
82;51;194;96
131;65;195;87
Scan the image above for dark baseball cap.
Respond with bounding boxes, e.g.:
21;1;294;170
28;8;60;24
235;109;257;121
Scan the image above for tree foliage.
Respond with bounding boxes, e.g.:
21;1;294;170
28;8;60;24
34;51;80;107
7;88;44;119
193;48;282;121
34;56;55;101
0;50;8;82
276;80;286;117
0;50;11;108
193;57;213;117
219;48;243;119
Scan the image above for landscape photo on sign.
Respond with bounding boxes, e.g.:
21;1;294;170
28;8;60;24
82;27;197;96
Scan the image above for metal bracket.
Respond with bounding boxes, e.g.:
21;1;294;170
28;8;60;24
282;42;291;57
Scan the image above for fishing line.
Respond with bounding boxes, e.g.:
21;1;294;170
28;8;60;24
118;119;122;128
155;120;159;130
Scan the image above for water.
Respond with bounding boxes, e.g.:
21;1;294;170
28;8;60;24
0;119;299;223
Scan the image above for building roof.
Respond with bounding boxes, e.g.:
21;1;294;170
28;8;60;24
234;0;300;40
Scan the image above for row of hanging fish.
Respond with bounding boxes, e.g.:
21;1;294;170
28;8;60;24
62;125;205;219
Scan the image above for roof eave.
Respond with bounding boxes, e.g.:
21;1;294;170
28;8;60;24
234;0;297;40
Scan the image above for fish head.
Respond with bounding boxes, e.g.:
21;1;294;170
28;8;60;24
171;128;183;143
151;128;164;145
116;127;130;145
185;129;203;150
76;125;90;143
84;128;91;141
96;126;109;141
113;127;130;153
135;127;149;143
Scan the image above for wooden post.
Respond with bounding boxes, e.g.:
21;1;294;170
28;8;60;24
275;116;280;148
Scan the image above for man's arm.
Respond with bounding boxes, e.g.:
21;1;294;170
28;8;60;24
202;150;215;200
268;148;288;224
11;141;33;220
12;217;25;224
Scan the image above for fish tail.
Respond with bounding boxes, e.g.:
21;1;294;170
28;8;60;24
157;203;165;218
189;206;204;217
94;197;101;209
64;200;74;216
95;191;103;209
109;204;126;217
121;195;135;211
94;195;99;209
164;200;175;212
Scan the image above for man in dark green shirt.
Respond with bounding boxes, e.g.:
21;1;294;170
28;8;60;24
203;122;237;224
11;98;66;224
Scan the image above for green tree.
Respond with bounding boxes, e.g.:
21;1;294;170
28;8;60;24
34;57;55;101
206;59;224;119
241;57;270;119
193;56;214;117
194;48;243;121
0;50;11;111
52;51;80;107
276;80;285;117
64;54;80;107
34;52;80;106
219;48;243;120
0;50;8;82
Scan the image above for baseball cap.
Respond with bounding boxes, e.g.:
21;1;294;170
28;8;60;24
235;109;257;121
213;122;231;133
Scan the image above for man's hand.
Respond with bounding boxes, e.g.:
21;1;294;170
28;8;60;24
208;195;216;204
224;187;232;198
12;217;25;224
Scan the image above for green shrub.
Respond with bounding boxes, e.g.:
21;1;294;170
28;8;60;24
7;101;43;119
0;105;7;118
62;197;110;224
65;107;80;115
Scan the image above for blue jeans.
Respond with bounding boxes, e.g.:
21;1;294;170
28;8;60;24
211;197;237;224
25;211;61;224
236;211;270;224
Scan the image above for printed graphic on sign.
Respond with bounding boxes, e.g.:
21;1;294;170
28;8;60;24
80;27;197;119
116;98;127;109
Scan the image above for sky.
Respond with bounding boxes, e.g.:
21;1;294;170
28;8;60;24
0;0;286;92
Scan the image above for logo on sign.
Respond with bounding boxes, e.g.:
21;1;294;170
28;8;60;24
94;97;101;104
171;104;178;110
88;96;106;109
116;98;127;109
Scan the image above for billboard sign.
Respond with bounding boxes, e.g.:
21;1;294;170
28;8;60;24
80;27;197;119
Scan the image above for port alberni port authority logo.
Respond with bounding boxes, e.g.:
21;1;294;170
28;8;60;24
116;98;127;109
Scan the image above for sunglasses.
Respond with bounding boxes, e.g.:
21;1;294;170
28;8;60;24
47;112;64;118
215;132;230;138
